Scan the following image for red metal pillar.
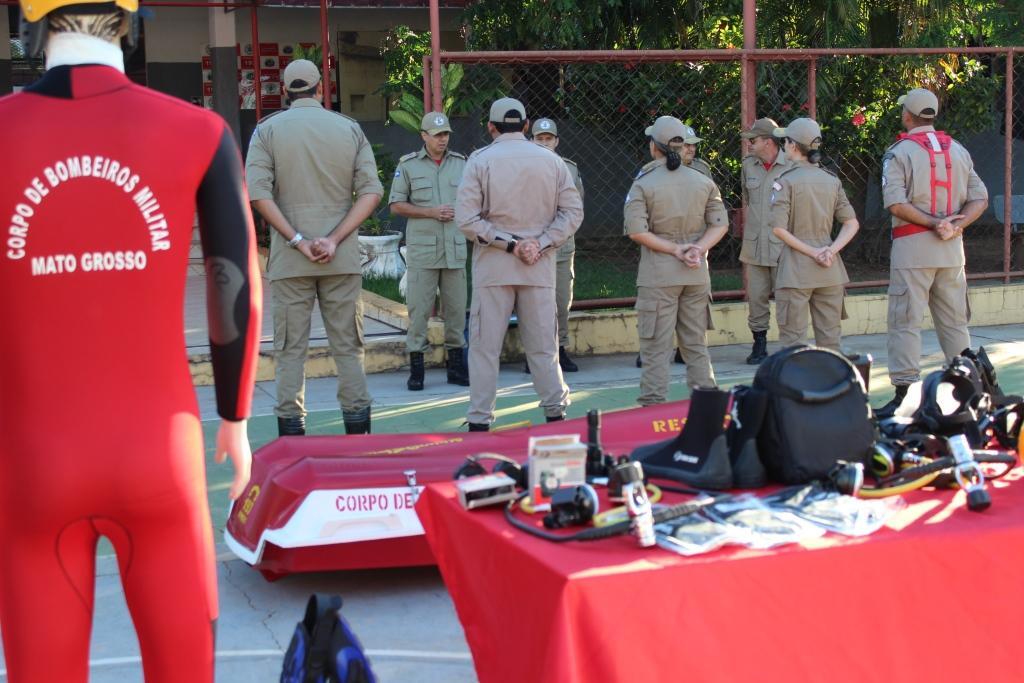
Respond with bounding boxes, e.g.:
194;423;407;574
741;0;757;128
250;3;261;120
320;0;331;109
429;0;442;112
807;58;817;119
1004;49;1015;282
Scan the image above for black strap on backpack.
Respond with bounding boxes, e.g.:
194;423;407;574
303;594;343;683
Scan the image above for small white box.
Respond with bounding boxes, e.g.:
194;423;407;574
527;435;587;511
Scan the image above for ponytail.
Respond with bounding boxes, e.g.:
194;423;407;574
652;138;683;171
807;149;822;165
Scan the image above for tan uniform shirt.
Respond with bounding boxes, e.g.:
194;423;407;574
556;157;585;262
770;160;857;290
455;133;583;288
740;149;791;266
245;99;383;280
882;125;988;269
624;160;728;287
389;148;467;269
686;157;713;179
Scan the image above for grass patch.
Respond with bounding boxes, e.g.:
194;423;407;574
362;275;404;303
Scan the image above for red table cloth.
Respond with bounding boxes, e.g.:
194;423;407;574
417;471;1024;683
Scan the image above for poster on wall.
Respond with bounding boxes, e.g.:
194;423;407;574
200;43;338;112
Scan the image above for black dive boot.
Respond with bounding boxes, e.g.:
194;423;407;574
746;331;768;365
407;352;425;391
630;388;733;490
343;407;371;435
447;347;470;386
277;416;306;436
559;346;579;372
727;386;769;488
874;384;909;419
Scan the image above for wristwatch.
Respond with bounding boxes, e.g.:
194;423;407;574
287;232;304;248
505;240;518;253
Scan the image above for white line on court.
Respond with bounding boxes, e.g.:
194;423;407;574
0;648;473;676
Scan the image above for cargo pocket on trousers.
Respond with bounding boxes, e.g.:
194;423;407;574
469;296;482;346
273;303;288;352
887;282;910;328
354;295;365;347
775;298;788;327
840;295;849;321
705;293;715;331
635;299;658;340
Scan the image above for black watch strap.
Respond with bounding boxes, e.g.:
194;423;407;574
506;240;517;253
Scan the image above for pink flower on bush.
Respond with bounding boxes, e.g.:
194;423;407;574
781;103;792;111
800;102;810;111
617;104;627;113
851;111;866;127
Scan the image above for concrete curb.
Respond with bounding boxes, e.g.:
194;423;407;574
188;283;1024;386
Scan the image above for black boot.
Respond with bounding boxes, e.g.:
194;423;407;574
636;355;642;368
407;352;425;391
630;388;734;490
559;346;579;372
746;331;768;365
446;347;470;386
727;386;768;488
674;348;686;365
546;414;565;422
467;422;489;432
524;358;531;374
874;384;909;419
343;407;371;435
277;416;306;436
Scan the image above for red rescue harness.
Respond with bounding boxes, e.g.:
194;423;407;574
892;130;954;239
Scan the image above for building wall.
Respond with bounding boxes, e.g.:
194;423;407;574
142;6;462;120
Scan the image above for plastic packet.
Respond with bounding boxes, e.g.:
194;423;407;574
763;483;905;536
654;511;742;556
702;494;825;549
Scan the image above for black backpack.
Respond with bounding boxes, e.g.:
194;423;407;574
753;346;875;484
280;594;376;683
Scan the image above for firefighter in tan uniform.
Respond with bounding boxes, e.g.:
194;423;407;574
389;112;469;391
769;118;860;351
625;116;729;405
680;124;713;179
739;117;791;363
455;97;584;431
876;88;989;415
529;117;584;373
246;60;383;436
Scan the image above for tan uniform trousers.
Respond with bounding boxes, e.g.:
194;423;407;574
887;266;970;385
272;274;371;417
636;285;716;406
775;285;845;351
555;255;575;347
405;266;467;353
745;263;777;333
468;285;569;425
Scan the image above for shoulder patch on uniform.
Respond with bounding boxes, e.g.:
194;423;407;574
447;150;467;159
399;151;417;162
635;160;660;179
562;157;578;167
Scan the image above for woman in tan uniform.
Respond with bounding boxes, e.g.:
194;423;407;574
625;116;729;405
769;118;859;351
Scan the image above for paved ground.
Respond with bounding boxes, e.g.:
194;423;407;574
2;323;1023;682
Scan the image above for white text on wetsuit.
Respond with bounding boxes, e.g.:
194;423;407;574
5;154;172;270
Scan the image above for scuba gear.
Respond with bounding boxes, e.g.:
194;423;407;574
727;386;769;488
754;346;874;484
620;462;656;547
543;485;599;529
630;387;734;490
454;452;527;490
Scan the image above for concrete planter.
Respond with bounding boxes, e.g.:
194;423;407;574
358;230;405;280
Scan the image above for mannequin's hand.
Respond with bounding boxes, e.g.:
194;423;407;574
215;419;253;500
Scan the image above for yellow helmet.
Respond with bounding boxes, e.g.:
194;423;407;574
20;0;138;23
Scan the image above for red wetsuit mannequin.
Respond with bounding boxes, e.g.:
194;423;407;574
0;32;261;683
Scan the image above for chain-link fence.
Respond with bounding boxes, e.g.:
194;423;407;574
435;48;1020;303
